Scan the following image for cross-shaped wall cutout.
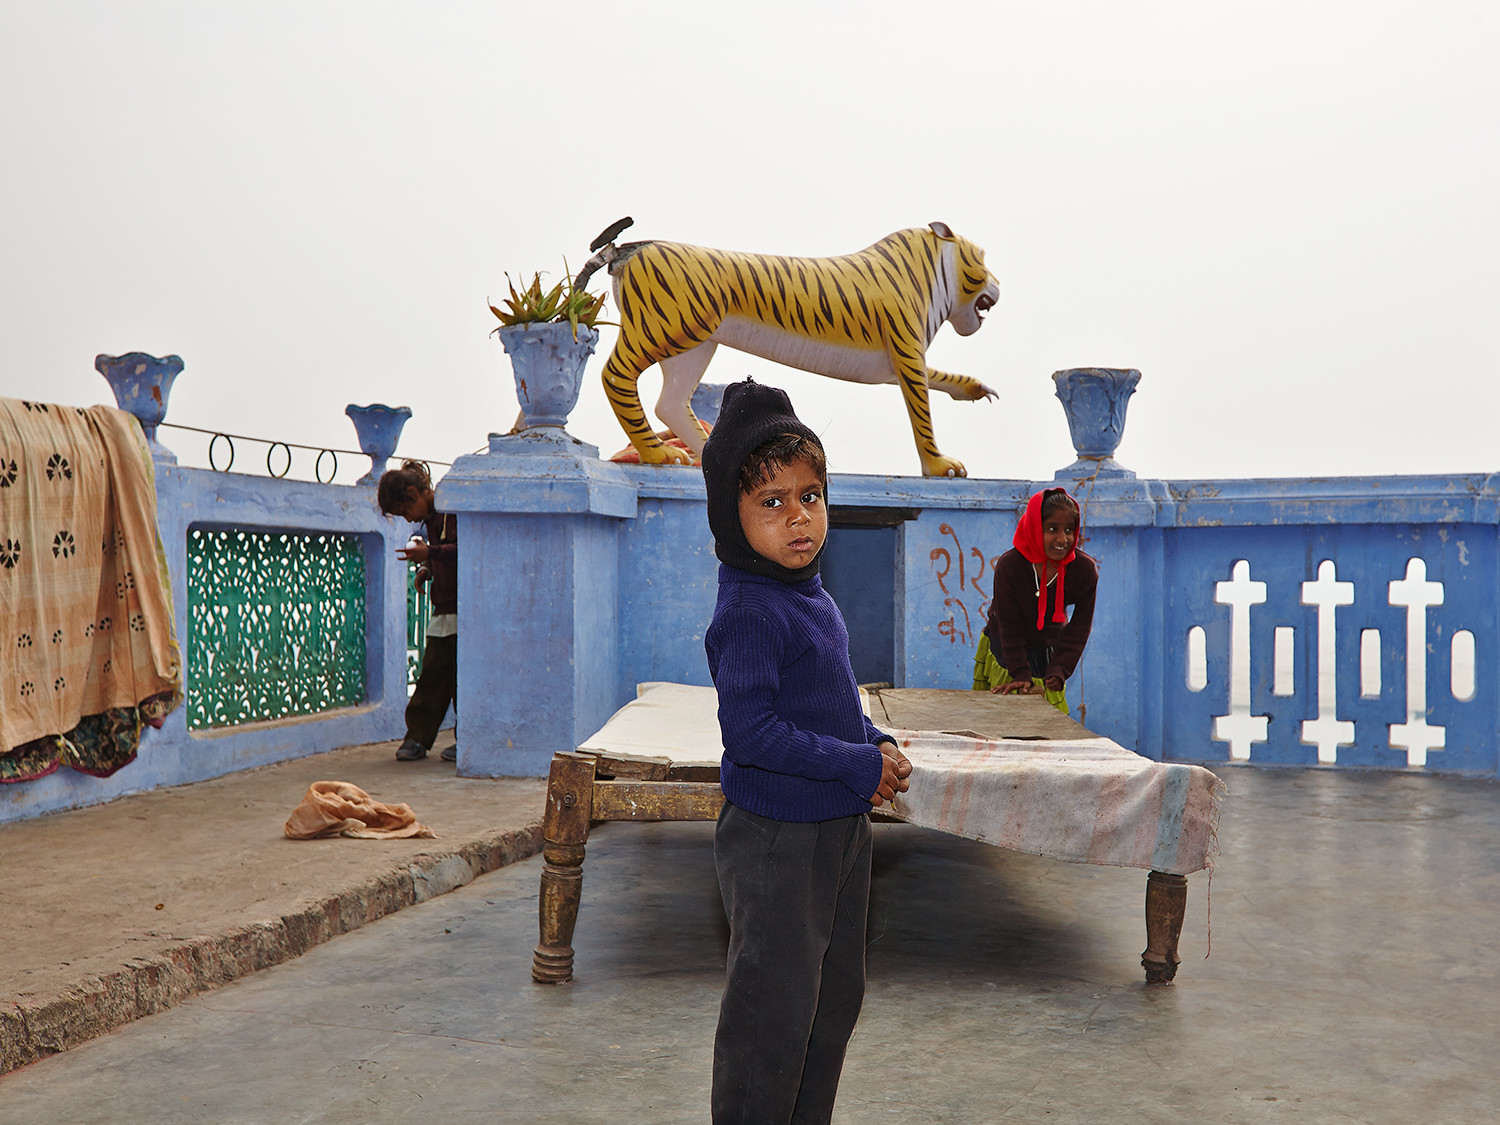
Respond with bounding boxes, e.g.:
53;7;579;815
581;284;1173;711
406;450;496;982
1301;559;1354;763
1213;559;1267;760
1388;557;1445;767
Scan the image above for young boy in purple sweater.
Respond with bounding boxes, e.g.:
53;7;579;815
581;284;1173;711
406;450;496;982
702;379;909;1125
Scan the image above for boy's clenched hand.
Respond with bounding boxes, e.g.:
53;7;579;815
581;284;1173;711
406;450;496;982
397;541;430;564
869;742;912;807
888;744;913;780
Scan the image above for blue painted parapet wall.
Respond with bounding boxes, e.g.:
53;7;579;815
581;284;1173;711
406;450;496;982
11;407;1490;828
6;353;1478;817
1;462;411;824
862;469;1499;776
1080;472;1500;775
440;438;1500;779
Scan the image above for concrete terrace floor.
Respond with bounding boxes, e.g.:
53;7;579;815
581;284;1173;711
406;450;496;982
4;764;1500;1124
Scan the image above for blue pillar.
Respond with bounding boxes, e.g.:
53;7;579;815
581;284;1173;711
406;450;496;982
437;429;637;777
1045;473;1170;756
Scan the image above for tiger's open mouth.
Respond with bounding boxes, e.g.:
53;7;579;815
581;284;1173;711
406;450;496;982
975;291;996;322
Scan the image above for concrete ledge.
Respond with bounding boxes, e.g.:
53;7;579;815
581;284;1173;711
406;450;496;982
0;821;542;1075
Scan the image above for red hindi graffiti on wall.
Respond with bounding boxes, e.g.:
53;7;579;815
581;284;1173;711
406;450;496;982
928;523;1001;647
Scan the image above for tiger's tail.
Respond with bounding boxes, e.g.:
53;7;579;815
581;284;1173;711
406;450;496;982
574;216;645;289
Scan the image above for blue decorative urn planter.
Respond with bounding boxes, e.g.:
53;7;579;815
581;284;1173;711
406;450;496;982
1052;367;1141;479
345;403;413;485
96;352;184;462
497;322;599;431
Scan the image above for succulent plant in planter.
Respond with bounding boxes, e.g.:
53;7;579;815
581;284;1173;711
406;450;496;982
488;267;612;341
488;266;613;431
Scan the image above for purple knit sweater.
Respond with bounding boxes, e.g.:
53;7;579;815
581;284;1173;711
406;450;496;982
705;565;890;822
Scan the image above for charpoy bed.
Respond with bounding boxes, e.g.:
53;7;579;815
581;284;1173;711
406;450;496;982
531;683;1224;985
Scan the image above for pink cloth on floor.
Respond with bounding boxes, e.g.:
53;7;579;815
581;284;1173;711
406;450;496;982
284;780;437;840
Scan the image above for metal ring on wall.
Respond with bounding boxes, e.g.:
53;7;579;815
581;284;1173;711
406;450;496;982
315;448;338;484
208;432;235;472
266;441;292;479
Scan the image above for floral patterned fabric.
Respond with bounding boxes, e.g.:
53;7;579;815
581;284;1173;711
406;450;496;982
0;691;179;782
0;398;182;781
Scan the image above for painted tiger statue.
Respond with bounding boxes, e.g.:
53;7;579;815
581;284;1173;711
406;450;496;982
575;219;1000;477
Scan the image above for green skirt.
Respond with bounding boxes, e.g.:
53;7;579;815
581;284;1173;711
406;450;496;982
971;634;1070;715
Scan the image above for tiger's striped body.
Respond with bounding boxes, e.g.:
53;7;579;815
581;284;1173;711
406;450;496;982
599;223;999;477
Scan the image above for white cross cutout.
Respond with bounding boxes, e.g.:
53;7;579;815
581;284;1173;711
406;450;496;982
1213;559;1268;760
1389;557;1445;767
1301;559;1355;763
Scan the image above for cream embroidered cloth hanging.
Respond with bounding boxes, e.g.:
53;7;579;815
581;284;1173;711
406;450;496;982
0;397;181;778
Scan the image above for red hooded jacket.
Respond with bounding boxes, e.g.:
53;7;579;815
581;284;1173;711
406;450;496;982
981;489;1098;684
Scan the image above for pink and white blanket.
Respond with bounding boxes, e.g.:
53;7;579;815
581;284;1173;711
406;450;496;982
580;683;1224;876
882;730;1224;876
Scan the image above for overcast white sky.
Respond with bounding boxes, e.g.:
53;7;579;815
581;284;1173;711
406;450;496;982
2;1;1496;485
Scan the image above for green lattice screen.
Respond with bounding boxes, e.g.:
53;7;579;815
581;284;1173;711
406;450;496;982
406;559;430;693
186;528;367;729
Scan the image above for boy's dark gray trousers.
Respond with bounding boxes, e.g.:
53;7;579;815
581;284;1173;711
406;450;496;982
405;634;456;748
712;801;873;1125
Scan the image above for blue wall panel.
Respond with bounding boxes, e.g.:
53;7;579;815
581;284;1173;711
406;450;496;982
898;508;1018;689
615;496;717;703
1159;524;1498;773
4;464;410;824
821;526;897;686
1071;525;1150;754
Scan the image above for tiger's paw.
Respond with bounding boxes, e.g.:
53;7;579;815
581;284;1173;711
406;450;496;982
635;442;696;466
921;454;968;478
946;380;997;402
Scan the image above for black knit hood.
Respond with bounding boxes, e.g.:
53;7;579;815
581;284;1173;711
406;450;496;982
701;379;826;585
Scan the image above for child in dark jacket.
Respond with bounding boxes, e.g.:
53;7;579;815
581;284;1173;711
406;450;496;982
702;379;909;1125
973;487;1097;715
378;460;459;762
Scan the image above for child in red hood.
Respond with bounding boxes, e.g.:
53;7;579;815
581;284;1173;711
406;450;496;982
972;487;1097;715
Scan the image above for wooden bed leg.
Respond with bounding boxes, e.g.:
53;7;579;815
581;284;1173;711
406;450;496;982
532;752;596;984
1142;870;1188;983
